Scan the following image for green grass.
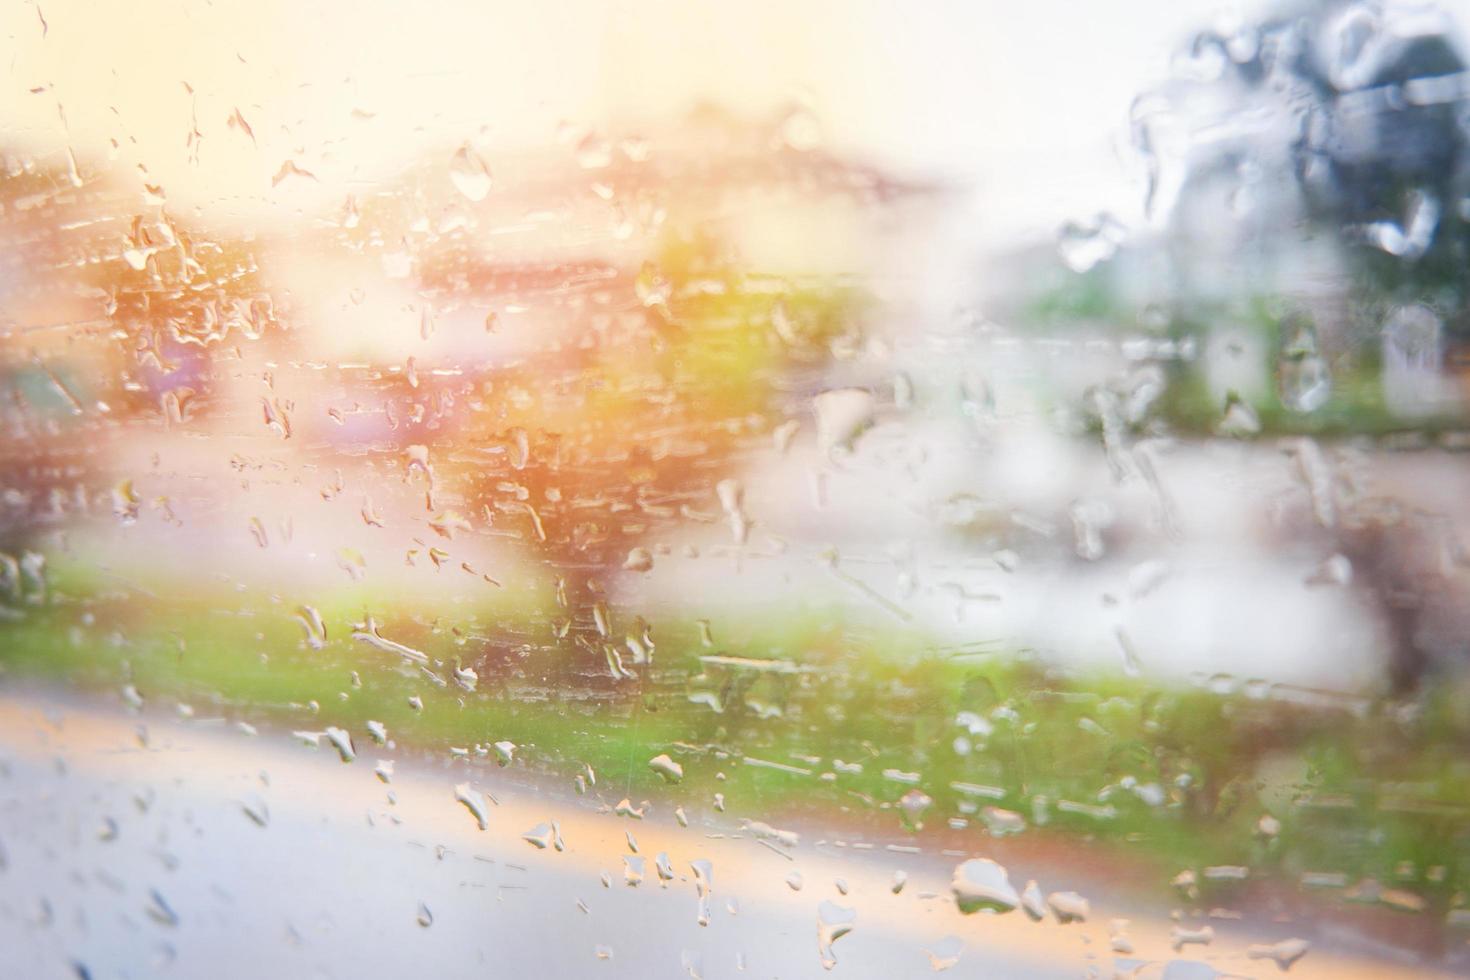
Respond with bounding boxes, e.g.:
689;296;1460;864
3;567;1469;915
1014;275;1470;440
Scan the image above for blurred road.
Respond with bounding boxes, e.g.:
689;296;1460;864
0;688;1456;979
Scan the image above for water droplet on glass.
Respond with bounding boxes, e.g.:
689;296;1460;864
623;547;654;572
816;900;856;970
652;851;675;884
352;617;430;666
271;159;317;186
323;726;355;763
1217;392;1261;438
1170;925;1215;951
813;388;875;456
240;794;269;827
575;132;612;169
925;936;964;972
1020;879;1046;920
1305;553;1352;587
1382;304;1448;417
1047;890;1089;923
899;788;933;830
1247;938;1310;971
1361;189;1438;260
523;821;565;851
691;859;713;926
448;144;492;202
982;806;1027;836
294;605;327;649
145;889;179;928
341;194;360;228
1277;316;1331;413
112;480;140;524
952;859;1019;914
649;753;683;783
1057;213;1126;272
454;783;491;830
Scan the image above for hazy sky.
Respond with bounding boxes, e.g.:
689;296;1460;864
3;0;1235;241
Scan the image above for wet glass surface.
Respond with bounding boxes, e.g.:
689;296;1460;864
3;1;1470;977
